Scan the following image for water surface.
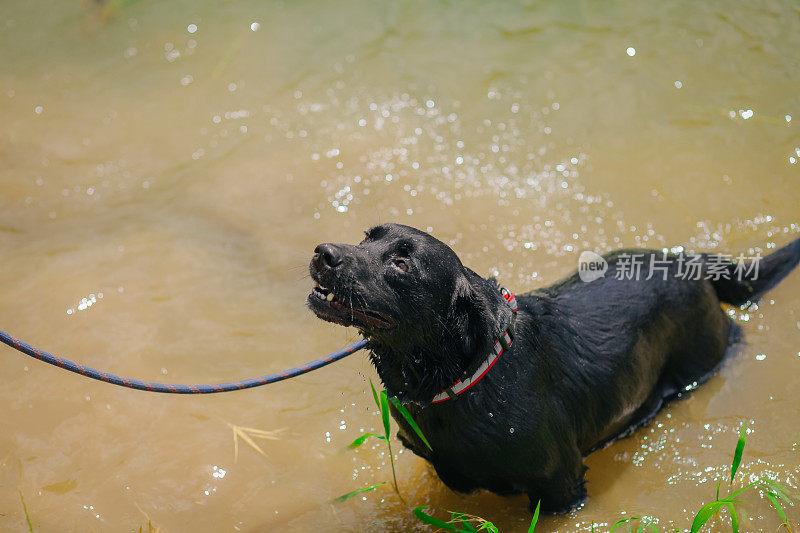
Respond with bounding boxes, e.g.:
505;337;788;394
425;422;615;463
1;1;798;531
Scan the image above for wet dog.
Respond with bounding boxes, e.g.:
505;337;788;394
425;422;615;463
307;223;800;513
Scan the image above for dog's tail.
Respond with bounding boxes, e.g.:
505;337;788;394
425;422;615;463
709;236;800;306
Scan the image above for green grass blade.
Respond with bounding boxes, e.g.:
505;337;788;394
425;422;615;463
455;519;478;532
379;390;391;440
346;433;380;449
449;513;477;532
413;506;458;530
528;500;540;533
766;492;789;524
610;516;641;532
728;481;758;499
725;503;739;533
690;501;725;533
348;434;373;449
19;490;33;533
369;379;381;408
330;482;386;503
730;420;747;484
378;389;400;492
477;522;498;533
758;479;794;504
389;397;433;450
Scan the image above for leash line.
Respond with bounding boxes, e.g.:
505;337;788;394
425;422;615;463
0;328;368;394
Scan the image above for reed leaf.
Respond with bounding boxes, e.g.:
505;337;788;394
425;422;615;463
766;492;789;524
528;500;540;533
331;482;386;504
730;421;747;484
346;433;385;450
19;489;33;533
610;516;642;532
369;379;380;408
413;507;458;530
725;502;739;533
389;396;432;450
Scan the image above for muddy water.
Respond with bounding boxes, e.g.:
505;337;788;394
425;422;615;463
1;1;799;531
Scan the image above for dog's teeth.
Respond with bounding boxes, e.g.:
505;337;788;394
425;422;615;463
326;292;335;302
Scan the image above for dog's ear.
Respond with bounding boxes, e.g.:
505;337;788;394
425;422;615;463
447;275;491;359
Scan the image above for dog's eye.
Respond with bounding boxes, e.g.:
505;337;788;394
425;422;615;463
393;259;409;272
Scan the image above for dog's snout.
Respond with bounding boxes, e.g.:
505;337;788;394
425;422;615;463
314;243;343;270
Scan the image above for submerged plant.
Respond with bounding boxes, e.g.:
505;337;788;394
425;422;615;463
333;382;542;529
415;501;541;533
414;507;501;533
687;421;795;533
19;489;33;533
220;419;285;461
333;379;430;502
581;421;796;533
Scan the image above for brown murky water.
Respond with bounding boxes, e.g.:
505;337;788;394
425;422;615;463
1;1;799;531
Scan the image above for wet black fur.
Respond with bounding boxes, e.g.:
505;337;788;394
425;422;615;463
308;223;800;513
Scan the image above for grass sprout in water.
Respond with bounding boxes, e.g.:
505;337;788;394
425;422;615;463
334;380;541;530
333;379;431;502
683;420;796;533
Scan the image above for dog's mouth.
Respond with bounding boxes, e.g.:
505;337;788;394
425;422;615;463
308;281;397;329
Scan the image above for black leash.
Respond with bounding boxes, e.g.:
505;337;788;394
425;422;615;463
0;328;368;394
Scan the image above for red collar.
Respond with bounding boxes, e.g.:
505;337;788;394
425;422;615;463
431;288;518;404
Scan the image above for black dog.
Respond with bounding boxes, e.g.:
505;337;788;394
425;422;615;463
307;223;800;513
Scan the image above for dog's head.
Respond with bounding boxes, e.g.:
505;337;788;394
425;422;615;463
308;223;512;401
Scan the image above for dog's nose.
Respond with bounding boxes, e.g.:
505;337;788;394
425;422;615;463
314;243;343;270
